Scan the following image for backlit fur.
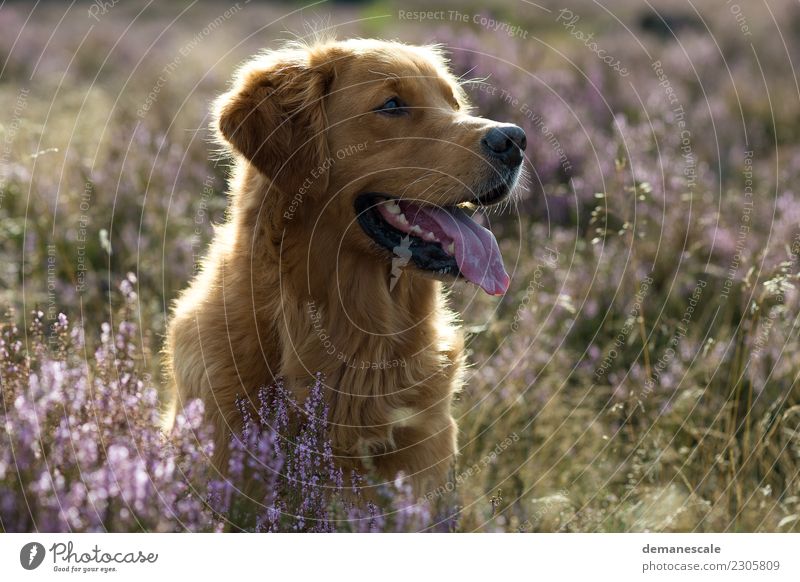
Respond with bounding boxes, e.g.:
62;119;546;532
164;38;514;496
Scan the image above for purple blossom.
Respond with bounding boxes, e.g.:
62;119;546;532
1;281;441;532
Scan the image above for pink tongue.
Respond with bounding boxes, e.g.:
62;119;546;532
405;204;510;296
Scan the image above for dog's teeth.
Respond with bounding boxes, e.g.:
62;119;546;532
409;225;423;235
384;201;401;214
422;231;436;242
446;242;455;254
396;214;409;225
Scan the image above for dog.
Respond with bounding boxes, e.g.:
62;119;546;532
164;38;526;497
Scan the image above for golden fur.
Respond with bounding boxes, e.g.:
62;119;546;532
164;38;517;496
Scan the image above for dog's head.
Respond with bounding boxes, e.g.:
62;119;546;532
215;39;526;296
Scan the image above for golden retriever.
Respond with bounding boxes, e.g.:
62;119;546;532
164;38;526;497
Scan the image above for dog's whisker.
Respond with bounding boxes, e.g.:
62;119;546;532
399;172;441;199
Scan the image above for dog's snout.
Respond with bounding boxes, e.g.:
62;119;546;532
481;124;527;166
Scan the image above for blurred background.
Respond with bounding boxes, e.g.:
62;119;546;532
1;0;799;531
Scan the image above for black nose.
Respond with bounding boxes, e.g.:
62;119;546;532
481;124;527;166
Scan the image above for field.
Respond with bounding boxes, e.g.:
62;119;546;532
1;0;799;532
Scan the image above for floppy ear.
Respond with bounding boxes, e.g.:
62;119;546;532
214;48;334;196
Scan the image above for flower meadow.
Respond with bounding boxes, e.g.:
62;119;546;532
2;276;434;532
1;0;800;532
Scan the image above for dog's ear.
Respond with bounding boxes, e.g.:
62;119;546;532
214;47;336;196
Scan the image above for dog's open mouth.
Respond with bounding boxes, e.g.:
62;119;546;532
355;193;510;296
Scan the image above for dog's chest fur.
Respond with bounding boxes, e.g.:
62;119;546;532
276;269;465;457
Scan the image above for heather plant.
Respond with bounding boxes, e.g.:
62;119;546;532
208;376;440;533
1;0;800;533
0;277;438;532
0;276;215;532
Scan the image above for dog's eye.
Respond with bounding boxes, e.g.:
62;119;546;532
376;97;407;116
